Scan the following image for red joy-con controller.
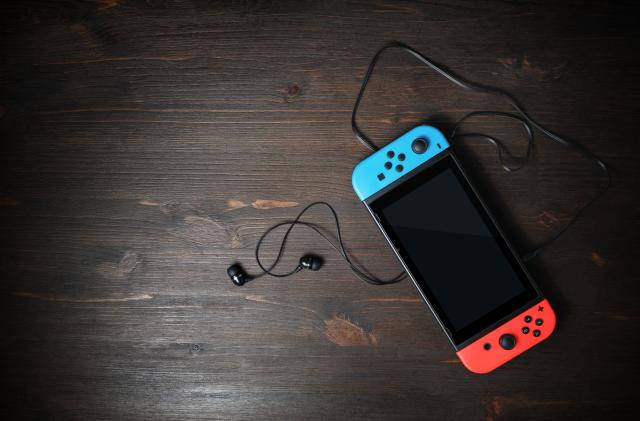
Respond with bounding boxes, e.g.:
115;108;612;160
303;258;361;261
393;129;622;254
456;299;556;374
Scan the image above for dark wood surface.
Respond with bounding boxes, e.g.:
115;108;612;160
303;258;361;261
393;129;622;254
1;1;639;419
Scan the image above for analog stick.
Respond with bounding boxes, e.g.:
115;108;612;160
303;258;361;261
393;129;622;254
411;138;428;154
499;334;516;350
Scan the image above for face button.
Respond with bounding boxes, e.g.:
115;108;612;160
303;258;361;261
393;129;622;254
535;318;543;326
411;138;428;154
387;151;395;158
533;330;541;337
483;343;491;350
524;315;532;323
499;334;516;350
395;165;403;172
522;326;530;334
398;153;406;161
384;162;392;170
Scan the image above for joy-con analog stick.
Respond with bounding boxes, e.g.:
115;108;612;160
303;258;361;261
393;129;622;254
411;138;428;154
499;334;516;350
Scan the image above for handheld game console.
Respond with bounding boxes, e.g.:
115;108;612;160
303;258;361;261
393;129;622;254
352;125;556;373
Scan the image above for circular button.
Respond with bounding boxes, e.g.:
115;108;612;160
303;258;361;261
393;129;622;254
395;165;403;172
522;326;530;334
411;138;428;154
533;330;541;337
384;162;392;170
535;318;543;326
524;315;532;323
483;343;491;350
387;151;395;158
499;334;516;350
398;153;406;161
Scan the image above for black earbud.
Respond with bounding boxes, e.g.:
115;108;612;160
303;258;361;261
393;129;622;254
299;254;322;271
227;263;249;286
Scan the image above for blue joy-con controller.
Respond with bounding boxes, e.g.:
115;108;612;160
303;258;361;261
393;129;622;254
352;125;450;200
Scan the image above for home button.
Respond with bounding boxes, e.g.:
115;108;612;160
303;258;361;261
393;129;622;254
499;334;516;350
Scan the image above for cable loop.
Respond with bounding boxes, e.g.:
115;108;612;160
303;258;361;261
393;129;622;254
255;202;405;285
351;42;610;261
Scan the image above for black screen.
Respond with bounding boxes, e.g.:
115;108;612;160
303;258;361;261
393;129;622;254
369;154;539;346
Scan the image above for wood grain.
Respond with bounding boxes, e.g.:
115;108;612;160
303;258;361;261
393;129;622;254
1;1;638;419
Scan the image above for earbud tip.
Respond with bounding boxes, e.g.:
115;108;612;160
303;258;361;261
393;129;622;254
227;264;241;277
309;256;322;271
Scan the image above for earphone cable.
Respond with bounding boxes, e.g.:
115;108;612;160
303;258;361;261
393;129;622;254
351;42;611;261
254;201;405;285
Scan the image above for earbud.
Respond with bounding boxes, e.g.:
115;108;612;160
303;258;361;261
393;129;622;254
227;263;249;286
299;254;322;271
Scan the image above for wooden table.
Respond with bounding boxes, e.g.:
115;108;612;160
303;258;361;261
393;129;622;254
2;1;638;419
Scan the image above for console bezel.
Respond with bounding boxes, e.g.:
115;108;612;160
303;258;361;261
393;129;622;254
363;151;543;348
